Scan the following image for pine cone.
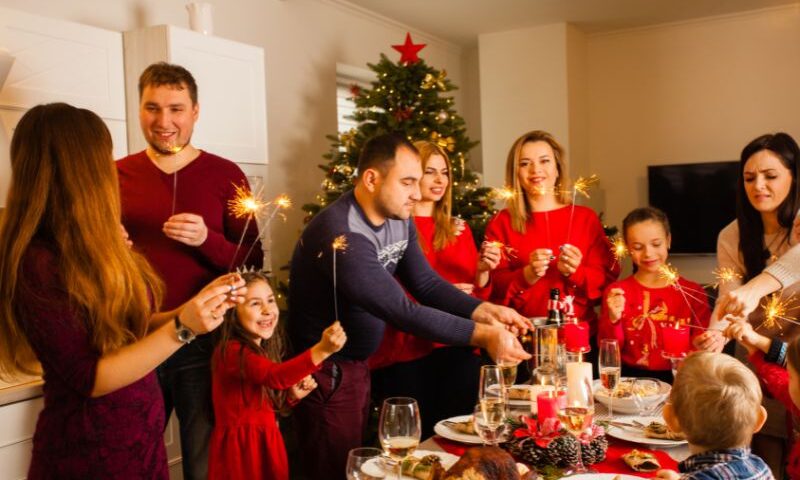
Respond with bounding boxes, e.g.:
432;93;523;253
545;436;580;467
582;435;608;465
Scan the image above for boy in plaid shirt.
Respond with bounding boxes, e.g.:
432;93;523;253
656;352;774;480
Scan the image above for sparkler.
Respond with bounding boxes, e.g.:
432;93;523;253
332;235;349;321
484;240;518;261
711;267;742;289
492;187;516;201
164;142;186;216
241;194;293;272
565;174;600;244
756;293;800;332
228;183;267;271
610;236;628;264
656;263;706;329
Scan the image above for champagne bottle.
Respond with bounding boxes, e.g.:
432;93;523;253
547;288;562;326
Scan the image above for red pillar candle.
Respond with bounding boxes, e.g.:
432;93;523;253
661;323;690;357
537;391;559;429
564;322;590;353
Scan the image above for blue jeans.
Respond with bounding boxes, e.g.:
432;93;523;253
158;335;214;480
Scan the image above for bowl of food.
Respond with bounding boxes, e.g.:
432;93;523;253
593;377;670;415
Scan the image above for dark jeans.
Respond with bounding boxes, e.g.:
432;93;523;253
293;359;371;480
158;335;215;480
371;346;482;438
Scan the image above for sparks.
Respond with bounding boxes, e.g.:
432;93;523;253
760;294;790;332
484;240;518;261
228;184;266;219
332;235;348;252
611;236;628;262
274;194;293;209
711;267;742;288
493;187;516;200
572;174;600;198
658;264;680;287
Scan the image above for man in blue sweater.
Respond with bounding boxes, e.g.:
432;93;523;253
289;132;530;479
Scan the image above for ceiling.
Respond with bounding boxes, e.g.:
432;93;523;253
343;0;799;46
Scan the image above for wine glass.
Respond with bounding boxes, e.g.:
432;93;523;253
598;339;621;417
473;403;507;446
345;447;384;480
558;375;595;474
632;378;665;418
378;397;421;480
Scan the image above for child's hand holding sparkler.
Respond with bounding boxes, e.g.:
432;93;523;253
693;329;726;353
311;321;347;364
179;273;246;334
164;213;209;246
526;248;554;283
557;243;583;277
723;318;770;355
606;287;626;323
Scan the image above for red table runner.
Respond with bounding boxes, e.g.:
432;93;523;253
432;436;679;477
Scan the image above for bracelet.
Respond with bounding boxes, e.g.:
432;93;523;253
764;338;787;365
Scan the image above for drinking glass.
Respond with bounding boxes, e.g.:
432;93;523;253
345;447;384;480
378;397;421;480
632;378;664;417
598;339;621;417
558;375;595;474
472;403;507;446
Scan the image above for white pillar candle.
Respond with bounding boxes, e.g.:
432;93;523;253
565;361;592;404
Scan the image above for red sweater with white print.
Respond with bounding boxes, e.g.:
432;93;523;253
369;216;488;370
598;275;711;371
483;206;619;332
749;352;800;480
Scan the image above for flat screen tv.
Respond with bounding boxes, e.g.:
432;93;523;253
647;161;739;255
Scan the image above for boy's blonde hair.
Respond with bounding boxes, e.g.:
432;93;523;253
670;351;762;450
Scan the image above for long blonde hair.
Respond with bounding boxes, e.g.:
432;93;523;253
0;103;163;379
504;130;571;233
414;140;457;251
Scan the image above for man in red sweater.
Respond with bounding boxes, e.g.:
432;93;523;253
117;62;260;480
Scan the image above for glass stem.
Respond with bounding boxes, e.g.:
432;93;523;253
396;459;402;480
609;392;613;417
574;436;586;471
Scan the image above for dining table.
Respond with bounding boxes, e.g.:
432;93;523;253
418;402;690;478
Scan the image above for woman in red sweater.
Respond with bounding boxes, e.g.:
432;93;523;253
370;141;500;436
484;130;619;333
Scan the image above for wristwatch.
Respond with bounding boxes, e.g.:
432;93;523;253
174;316;196;344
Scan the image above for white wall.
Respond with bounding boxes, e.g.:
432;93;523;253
586;4;800;281
0;0;472;281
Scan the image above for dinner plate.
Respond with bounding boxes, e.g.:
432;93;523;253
361;450;459;479
433;415;484;444
507;384;534;406
567;474;641;480
606;415;688;447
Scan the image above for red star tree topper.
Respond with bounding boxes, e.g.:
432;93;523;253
392;32;426;65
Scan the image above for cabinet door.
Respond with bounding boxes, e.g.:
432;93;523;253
0;6;125;120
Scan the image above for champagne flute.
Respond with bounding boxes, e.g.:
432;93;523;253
473;403;507;446
346;447;384;480
558;375;595;474
477;365;508;446
378;397;421;480
632;378;664;418
598;339;621;417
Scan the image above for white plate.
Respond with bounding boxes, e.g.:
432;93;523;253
606;415;688;447
361;450;459;479
433;415;483;444
567;474;641;480
594;378;670;415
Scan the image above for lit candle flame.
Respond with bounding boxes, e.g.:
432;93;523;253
658;264;680;287
711;267;742;288
572;174;600;199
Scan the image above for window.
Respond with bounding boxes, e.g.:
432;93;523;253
335;63;374;134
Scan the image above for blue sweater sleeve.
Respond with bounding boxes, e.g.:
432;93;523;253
335;232;476;346
395;221;482;319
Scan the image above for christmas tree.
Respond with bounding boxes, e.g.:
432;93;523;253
302;33;497;241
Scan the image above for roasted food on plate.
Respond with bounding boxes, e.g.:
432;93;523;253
401;454;447;480
444;446;532;480
622;449;661;472
443;418;476;435
643;421;685;441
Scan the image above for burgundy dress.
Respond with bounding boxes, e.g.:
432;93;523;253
17;242;167;479
208;341;319;480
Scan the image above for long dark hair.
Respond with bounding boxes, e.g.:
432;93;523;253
736;133;800;281
214;272;288;412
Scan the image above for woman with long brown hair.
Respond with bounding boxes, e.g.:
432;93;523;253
0;103;244;479
484;130;618;340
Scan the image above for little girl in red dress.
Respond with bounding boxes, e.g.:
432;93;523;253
208;272;347;480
